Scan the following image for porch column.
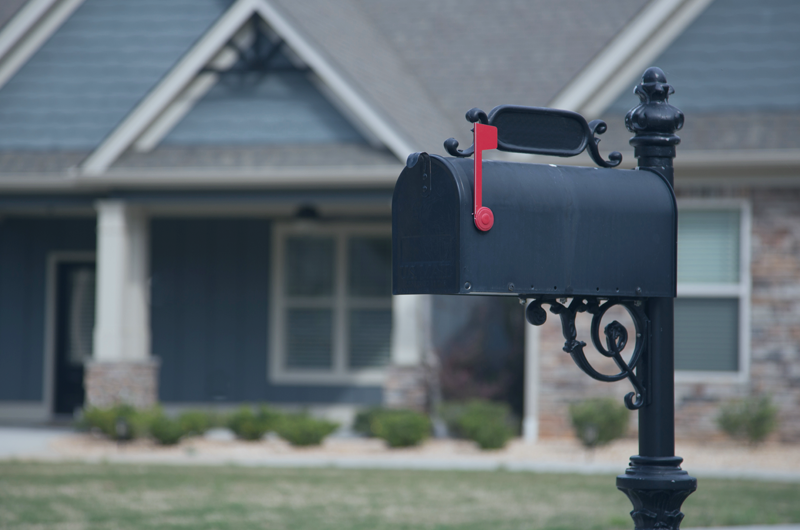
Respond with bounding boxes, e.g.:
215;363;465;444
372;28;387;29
384;295;431;411
523;316;540;443
85;201;157;409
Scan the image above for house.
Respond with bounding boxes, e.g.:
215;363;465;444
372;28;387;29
0;0;798;442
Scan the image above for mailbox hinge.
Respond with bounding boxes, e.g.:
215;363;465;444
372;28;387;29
406;152;432;197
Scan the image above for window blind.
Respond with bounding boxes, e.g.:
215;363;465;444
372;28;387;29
675;298;739;371
677;210;740;283
349;309;392;368
286;309;333;369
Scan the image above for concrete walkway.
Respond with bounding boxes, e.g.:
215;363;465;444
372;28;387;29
3;426;800;484
0;426;73;459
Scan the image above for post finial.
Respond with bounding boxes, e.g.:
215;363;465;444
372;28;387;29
625;67;684;172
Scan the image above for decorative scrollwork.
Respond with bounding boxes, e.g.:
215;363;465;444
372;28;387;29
526;296;649;410
444;108;488;158
587;119;623;168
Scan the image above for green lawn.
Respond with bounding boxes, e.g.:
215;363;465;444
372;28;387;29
0;462;798;530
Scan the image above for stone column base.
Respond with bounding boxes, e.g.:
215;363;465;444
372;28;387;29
384;365;428;412
84;360;160;409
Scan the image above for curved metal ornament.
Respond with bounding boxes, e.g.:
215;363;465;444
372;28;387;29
526;297;649;410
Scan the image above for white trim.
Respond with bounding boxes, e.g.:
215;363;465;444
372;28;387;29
523;312;540;444
0;164;404;191
270;222;391;385
81;0;413;175
0;0;58;60
44;251;96;416
0;0;84;91
674;199;751;384
548;0;713;117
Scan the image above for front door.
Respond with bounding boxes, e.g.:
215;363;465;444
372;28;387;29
54;261;96;415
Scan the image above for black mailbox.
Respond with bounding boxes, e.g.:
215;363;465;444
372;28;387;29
392;70;699;530
392;106;677;300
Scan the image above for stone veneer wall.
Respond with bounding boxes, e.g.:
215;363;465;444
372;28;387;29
537;186;800;442
84;360;160;409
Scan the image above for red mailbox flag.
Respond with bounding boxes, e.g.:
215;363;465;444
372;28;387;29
473;122;498;231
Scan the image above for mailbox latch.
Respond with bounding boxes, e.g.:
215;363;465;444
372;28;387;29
473;122;497;231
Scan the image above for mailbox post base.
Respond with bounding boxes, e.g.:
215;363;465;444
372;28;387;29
616;456;697;530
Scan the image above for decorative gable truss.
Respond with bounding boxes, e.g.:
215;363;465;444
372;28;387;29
74;0;416;175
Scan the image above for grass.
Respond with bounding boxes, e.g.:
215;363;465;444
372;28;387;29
0;462;798;530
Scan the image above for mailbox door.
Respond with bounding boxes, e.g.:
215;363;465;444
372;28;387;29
392;156;463;294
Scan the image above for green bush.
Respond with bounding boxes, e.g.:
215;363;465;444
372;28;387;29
569;398;629;448
717;395;778;445
452;400;515;450
80;404;147;441
227;405;283;441
275;414;339;446
178;410;215;436
150;415;184;445
352;407;381;437
371;409;430;448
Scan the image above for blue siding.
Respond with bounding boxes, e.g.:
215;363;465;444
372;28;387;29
0;217;96;401
607;0;800;113
161;71;366;145
151;218;382;404
0;0;230;150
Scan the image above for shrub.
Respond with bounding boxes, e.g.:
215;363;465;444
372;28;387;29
275;414;338;446
129;406;164;439
81;404;145;441
453;400;515;450
371;409;430;447
150;415;184;445
717;395;778;445
569;398;629;448
352;407;382;437
178;410;215;436
227;405;283;440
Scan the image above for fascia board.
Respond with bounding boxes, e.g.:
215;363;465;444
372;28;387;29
0;0;84;90
548;0;713;117
0;164;404;191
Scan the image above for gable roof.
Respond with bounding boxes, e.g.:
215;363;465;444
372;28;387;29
3;0;797;186
81;0;418;175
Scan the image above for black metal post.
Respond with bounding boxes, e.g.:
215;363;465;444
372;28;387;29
615;67;697;530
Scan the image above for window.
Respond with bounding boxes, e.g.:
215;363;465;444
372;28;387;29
675;201;750;380
270;223;392;384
